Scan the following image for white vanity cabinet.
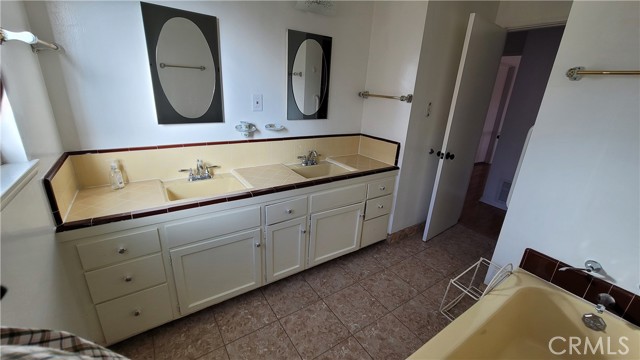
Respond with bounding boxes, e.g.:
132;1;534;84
76;227;173;344
361;177;395;247
265;197;308;283
162;206;262;315
308;184;366;267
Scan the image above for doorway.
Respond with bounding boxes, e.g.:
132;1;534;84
459;26;566;240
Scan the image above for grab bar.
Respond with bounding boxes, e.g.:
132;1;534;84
566;67;640;81
358;91;413;103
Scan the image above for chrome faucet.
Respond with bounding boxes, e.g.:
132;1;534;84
179;159;220;181
595;293;616;314
298;150;320;166
558;260;603;274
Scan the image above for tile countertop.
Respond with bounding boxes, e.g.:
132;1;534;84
60;154;397;229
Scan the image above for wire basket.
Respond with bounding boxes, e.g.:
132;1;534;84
440;257;513;321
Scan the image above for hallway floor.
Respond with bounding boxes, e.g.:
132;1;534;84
110;225;497;360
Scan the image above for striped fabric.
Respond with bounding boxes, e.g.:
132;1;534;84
1;327;128;359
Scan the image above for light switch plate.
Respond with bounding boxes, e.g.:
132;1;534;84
252;94;263;112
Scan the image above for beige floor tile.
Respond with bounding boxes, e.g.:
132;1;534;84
196;347;230;360
413;245;467;276
225;322;300;360
262;274;320;318
213;290;277;344
314;337;372;360
369;241;414;268
303;261;356;298
359;270;419;311
335;247;384;281
280;301;349;360
324;284;388;334
153;308;224;360
354;313;423;360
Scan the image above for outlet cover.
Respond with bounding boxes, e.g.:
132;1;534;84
252;94;263;112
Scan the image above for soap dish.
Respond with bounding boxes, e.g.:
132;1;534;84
264;123;285;131
235;122;257;137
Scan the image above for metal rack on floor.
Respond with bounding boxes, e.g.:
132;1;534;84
440;257;513;321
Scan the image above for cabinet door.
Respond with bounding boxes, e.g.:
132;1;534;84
308;203;364;267
170;228;262;315
265;217;307;283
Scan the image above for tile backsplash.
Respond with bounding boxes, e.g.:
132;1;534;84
520;248;639;327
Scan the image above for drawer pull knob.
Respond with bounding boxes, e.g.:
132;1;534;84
285;209;293;214
379;186;386;191
377;204;384;209
133;309;142;317
124;275;133;282
117;247;127;254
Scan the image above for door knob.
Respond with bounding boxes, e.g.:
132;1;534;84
445;152;455;160
429;148;434;155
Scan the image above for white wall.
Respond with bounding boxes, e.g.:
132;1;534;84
481;26;564;210
492;1;640;294
388;1;499;232
24;1;373;150
495;1;572;29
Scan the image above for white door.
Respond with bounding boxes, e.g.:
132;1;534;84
265;216;307;283
423;14;506;240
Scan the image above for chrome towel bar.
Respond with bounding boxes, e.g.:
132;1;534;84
566;66;640;81
358;91;413;103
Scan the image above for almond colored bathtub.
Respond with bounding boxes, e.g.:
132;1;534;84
409;270;640;359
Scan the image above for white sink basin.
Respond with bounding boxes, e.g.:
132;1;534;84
163;173;248;201
286;162;352;179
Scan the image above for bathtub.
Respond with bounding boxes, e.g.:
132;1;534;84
409;270;639;359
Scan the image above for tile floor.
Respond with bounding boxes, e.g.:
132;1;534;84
110;224;497;360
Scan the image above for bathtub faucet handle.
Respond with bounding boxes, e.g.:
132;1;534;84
595;293;615;314
558;260;602;274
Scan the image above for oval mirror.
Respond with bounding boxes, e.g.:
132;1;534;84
292;39;326;115
156;17;215;119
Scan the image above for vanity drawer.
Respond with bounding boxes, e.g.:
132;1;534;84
85;253;166;304
310;184;366;213
265;197;308;225
365;194;393;220
96;283;173;344
164;206;260;248
77;228;161;271
361;214;389;248
367;178;395;199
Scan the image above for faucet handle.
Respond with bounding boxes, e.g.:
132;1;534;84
596;293;616;313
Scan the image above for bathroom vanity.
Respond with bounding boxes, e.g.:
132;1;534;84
46;134;399;344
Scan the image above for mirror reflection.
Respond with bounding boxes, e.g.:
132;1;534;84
156;17;215;119
287;30;332;120
141;2;224;124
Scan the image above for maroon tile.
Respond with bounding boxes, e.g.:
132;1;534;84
57;219;92;232
129;146;159;151
43;153;69;180
273;184;296;192
97;147;130;153
168;202;200;212
550;262;592;298
42;180;59;213
520;248;558;281
198;197;228;207
132;208;168;219
91;213;132;226
52;211;63;226
249;188;275;197
294;181;316;189
157;144;184;149
583;277;613;306
206;141;230;146
183;142;208;147
607;285;635;318
226;192;252;201
623;296;640;327
312;178;332;185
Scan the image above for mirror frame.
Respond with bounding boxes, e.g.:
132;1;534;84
141;2;224;124
287;29;332;120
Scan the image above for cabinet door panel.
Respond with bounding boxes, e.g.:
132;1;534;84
266;217;307;283
170;228;262;315
309;203;364;267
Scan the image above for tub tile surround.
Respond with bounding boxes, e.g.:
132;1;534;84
520;248;640;326
43;134;400;231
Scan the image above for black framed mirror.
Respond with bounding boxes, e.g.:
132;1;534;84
287;30;332;120
141;2;224;124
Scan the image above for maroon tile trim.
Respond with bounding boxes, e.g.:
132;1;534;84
183;142;208;148
43;153;69;226
97;147;130;154
43;153;69;182
67;150;98;155
130;146;160;151
520;248;640;327
51;163;399;232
